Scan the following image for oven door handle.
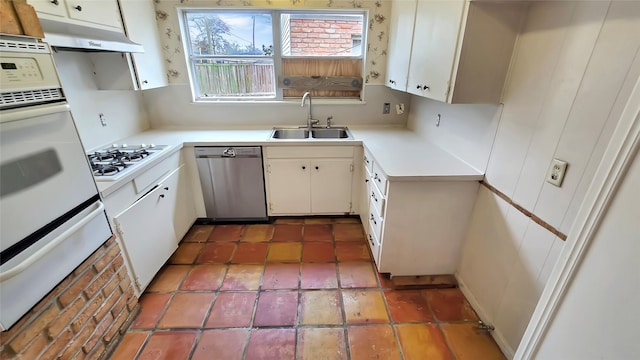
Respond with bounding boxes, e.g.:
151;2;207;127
0;201;105;282
0;103;70;124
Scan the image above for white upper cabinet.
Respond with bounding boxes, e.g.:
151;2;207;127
385;0;416;92
29;0;123;30
118;0;168;90
386;0;526;104
65;0;122;28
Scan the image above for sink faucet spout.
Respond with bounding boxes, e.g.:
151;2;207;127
301;91;319;130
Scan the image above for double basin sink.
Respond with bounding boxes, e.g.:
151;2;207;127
271;127;353;140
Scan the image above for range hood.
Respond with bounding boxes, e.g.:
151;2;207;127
39;19;143;53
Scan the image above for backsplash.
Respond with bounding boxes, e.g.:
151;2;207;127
53;52;151;150
153;0;390;85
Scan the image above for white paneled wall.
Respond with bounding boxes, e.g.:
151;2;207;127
460;1;640;357
408;1;640;357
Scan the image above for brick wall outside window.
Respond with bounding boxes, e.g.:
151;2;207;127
0;237;138;360
290;19;362;56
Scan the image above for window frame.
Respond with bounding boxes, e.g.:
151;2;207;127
178;8;368;103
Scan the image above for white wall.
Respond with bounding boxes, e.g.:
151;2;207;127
407;1;640;357
53;52;150;150
142;84;411;128
533;143;640;360
407;98;501;173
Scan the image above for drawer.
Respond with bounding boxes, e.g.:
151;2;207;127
363;147;374;173
369;205;383;240
133;151;180;194
367;222;380;261
369;177;385;218
266;146;354;159
371;161;388;195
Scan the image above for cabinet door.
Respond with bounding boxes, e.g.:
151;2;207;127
65;0;123;29
29;0;68;17
165;165;196;243
310;159;353;214
385;0;417;91
407;0;464;101
114;175;177;291
267;159;311;214
119;0;168;90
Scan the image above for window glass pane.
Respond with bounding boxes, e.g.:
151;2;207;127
281;13;364;57
186;12;273;56
193;58;275;98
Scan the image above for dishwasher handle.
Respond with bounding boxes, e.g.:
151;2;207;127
195;146;262;159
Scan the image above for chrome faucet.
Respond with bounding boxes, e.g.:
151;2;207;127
301;91;319;130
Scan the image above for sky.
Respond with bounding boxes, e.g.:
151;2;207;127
216;13;273;50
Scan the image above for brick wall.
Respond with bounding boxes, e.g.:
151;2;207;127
0;237;138;360
290;19;362;56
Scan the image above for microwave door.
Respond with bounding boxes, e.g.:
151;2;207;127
0;103;99;251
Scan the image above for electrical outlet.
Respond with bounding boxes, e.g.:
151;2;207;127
383;103;390;114
395;103;405;115
546;158;568;187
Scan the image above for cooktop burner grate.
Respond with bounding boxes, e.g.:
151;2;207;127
87;144;168;180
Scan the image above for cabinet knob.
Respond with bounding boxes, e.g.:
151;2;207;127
423;85;429;90
73;5;82;11
315;166;319;170
50;0;58;5
389;79;396;85
159;194;165;198
417;85;421;89
370;214;377;225
164;186;169;190
371;191;377;202
365;178;369;183
143;80;149;84
302;166;306;170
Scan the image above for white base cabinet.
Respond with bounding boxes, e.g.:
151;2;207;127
361;149;479;277
104;151;196;294
114;167;181;292
265;146;356;216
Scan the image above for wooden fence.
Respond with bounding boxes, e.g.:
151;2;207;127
195;62;275;96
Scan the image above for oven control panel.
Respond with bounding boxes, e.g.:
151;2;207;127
1;57;43;83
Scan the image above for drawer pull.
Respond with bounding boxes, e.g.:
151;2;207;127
164;186;169;190
365;178;369;183
159;194;165;198
371;191;377;202
50;0;58;5
374;173;382;183
368;234;374;247
364;156;370;164
73;5;82;11
370;214;376;225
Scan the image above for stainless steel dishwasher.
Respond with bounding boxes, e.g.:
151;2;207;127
195;146;268;221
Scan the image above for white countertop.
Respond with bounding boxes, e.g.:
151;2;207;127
95;126;483;195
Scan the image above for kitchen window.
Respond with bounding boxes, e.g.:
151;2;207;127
180;9;366;102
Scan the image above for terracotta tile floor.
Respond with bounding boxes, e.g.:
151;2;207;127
111;217;505;360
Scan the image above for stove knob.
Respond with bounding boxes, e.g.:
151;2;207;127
121;144;128;148
140;144;147;148
149;144;156;148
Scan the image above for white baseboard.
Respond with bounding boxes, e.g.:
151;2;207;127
455;273;516;359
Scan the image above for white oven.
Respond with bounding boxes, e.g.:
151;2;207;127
0;38;111;330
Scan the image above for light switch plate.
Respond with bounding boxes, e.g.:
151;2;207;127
546;158;568;187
